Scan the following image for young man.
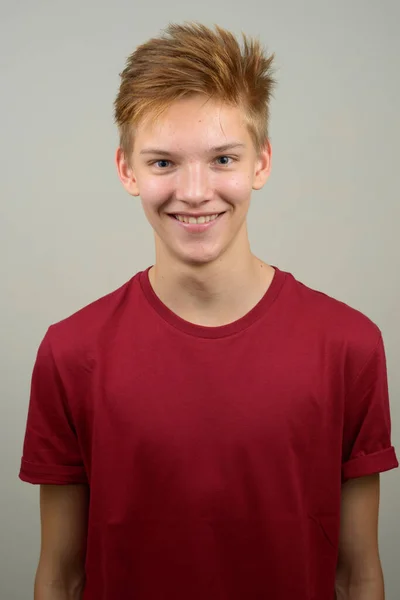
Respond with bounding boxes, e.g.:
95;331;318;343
20;22;397;600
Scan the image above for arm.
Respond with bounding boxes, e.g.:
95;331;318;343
335;474;384;600
34;484;89;600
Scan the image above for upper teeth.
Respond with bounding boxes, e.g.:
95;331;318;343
175;214;219;224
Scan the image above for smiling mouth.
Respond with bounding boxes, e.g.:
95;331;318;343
170;213;224;224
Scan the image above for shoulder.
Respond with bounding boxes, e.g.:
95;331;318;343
43;270;145;368
282;269;383;372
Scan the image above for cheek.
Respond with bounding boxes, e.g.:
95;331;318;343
144;177;169;196
139;178;172;211
220;173;252;205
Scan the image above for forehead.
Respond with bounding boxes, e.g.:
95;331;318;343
134;96;251;153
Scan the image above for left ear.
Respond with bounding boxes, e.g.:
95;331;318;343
252;140;272;190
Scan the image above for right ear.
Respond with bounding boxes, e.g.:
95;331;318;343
115;147;140;196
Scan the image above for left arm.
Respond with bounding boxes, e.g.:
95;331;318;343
335;474;384;600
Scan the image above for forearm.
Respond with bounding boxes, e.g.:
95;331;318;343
34;569;85;600
335;567;384;600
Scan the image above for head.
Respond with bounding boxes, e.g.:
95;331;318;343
115;22;276;268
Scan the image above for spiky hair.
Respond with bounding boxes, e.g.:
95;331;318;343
114;22;276;157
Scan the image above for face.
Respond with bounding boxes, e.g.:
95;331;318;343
116;95;271;267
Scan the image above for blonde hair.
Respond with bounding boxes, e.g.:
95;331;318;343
114;22;276;159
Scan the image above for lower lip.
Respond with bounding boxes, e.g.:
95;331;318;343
169;213;225;232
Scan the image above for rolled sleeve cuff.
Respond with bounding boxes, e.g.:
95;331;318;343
19;458;88;485
342;446;398;482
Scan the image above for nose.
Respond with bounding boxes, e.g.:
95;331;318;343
174;162;213;205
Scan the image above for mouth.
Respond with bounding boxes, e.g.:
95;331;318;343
168;212;225;231
169;212;223;224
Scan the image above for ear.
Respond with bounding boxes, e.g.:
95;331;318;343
252;140;272;191
115;147;140;197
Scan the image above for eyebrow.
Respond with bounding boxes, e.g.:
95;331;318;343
139;142;246;156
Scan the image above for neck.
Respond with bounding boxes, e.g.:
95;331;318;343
149;240;275;327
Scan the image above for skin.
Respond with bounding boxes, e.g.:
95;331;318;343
116;94;275;326
35;95;384;599
335;474;384;599
35;485;88;600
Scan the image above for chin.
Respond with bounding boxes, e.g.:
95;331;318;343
176;248;222;267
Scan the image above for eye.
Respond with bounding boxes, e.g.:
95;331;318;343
215;156;234;166
148;158;171;171
151;159;172;169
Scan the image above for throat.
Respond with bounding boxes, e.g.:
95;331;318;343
148;259;274;327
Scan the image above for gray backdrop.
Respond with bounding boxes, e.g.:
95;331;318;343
1;1;399;598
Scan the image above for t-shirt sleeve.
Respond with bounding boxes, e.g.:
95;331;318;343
342;333;398;481
19;329;88;485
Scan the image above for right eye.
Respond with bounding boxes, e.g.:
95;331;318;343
152;160;172;169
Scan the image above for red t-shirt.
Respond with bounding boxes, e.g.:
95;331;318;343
20;266;398;599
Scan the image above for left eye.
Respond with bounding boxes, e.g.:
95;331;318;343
216;156;232;165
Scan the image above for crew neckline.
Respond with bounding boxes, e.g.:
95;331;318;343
139;265;287;339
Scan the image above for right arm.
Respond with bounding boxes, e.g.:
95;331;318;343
34;484;89;600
